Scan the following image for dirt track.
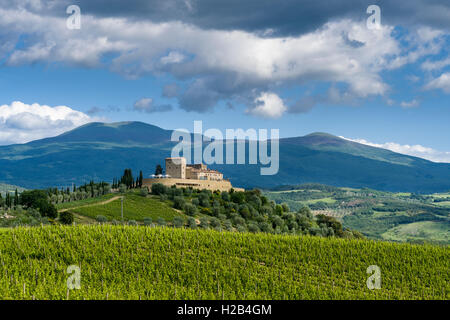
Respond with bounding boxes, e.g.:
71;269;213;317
58;196;123;213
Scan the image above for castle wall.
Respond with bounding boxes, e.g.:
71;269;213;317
142;178;244;192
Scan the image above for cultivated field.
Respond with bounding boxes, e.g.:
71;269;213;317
0;225;448;300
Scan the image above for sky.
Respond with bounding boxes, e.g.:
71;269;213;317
0;0;449;162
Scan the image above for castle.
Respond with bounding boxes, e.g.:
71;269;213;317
142;157;244;192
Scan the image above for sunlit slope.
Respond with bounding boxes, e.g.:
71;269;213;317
0;225;448;300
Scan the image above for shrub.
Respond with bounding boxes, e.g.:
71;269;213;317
200;207;212;215
96;215;107;223
173;216;184;228
151;183;167;195
36;200;58;219
248;223;260;233
210;217;221;228
183;203;198;216
128;220;138;226
231;192;245;204
187;217;197;229
221;191;230;201
157;217;166;226
198;193;210;207
199;217;209;229
59;211;74;225
119;184;127;193
143;217;153;226
173;196;186;210
139;187;149;197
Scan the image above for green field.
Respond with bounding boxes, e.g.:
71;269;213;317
382;221;450;243
264;184;450;244
69;193;182;222
55;193;118;210
0;225;448;300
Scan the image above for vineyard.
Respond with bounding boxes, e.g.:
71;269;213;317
0;225;448;300
69;193;183;222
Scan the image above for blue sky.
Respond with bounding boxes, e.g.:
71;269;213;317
0;0;449;162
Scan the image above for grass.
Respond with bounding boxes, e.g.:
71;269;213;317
382;221;450;243
0;225;448;300
70;193;182;222
303;197;336;205
56;193;117;210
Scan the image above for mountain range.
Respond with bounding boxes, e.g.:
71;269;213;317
1;121;450;193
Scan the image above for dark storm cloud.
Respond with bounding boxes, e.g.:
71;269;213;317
10;0;450;36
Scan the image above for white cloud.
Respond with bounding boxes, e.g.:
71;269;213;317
341;136;450;163
400;99;420;108
424;72;450;93
160;51;186;64
133;98;173;113
0;101;93;145
0;8;437;112
421;56;450;71
246;92;287;118
0;8;445;115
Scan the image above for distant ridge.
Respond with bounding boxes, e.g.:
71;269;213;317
30;121;173;145
0;121;449;192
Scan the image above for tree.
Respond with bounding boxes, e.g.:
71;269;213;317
121;169;134;189
139;171;143;188
119;184;127;193
36;200;58;218
14;189;19;207
5;193;11;208
187;217;197;229
59;211;74;225
154;164;163;176
315;214;344;237
184;203;198;216
173;216;184;228
20;190;48;208
151;183;166;195
173;196;186;210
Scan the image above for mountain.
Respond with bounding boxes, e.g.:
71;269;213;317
0;183;26;196
1;121;450;193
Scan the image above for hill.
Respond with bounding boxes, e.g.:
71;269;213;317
1;121;450;192
264;184;450;244
0;225;447;300
0;183;26;196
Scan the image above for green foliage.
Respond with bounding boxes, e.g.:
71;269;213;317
173;216;185;228
143;217;153;226
119;184;127;193
59;211;74;225
128;220;138;226
183;203;198;216
154;164;163;176
173;196;185;210
151;183;167;195
6;225;447;299
139;187;149;197
96;215;107;223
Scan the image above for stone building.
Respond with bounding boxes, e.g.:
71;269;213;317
143;157;244;192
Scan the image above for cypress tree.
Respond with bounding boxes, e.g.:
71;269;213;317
139;171;143;188
14;189;19;207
